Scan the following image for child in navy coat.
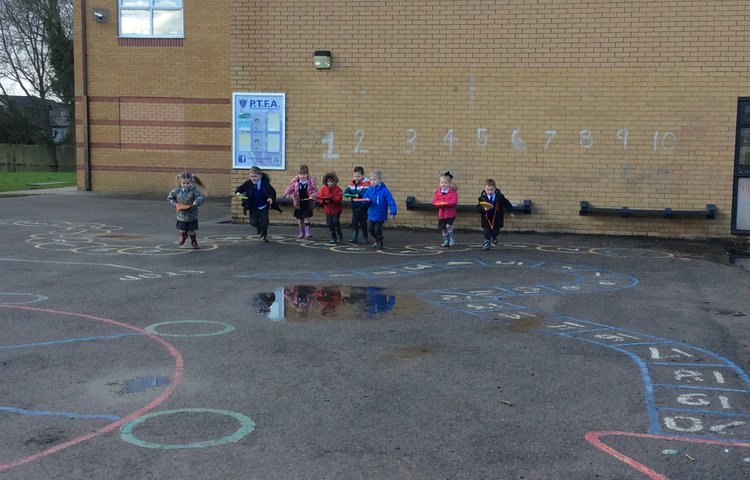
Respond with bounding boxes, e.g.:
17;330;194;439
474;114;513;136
476;178;514;251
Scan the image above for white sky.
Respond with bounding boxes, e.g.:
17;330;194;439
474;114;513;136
0;78;24;95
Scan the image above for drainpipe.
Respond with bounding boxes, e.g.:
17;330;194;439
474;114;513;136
80;0;91;190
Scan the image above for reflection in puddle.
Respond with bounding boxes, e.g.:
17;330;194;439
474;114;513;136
252;286;396;321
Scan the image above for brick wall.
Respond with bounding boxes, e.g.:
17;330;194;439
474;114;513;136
229;0;748;238
74;0;231;196
75;1;750;238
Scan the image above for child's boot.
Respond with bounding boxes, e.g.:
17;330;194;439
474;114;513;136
483;239;490;251
190;234;199;249
362;232;369;244
304;224;312;239
336;228;344;243
449;232;456;247
329;231;338;244
177;232;186;246
297;227;305;238
440;233;449;247
349;231;358;244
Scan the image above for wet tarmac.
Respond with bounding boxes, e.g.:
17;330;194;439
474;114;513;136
1;191;749;480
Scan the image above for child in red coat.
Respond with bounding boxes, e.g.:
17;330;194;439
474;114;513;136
318;172;344;243
432;171;459;247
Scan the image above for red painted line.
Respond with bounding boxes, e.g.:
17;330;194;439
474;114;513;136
585;430;750;480
0;305;184;473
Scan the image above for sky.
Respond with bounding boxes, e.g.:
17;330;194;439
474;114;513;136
1;78;25;95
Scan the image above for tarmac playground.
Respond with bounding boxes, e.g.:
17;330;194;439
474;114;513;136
1;189;750;479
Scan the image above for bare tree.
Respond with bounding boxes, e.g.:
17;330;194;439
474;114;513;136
0;0;73;169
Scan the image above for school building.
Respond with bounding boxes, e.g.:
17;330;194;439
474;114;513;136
73;1;750;239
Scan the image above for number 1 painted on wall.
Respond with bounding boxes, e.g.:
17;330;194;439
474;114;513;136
321;130;340;159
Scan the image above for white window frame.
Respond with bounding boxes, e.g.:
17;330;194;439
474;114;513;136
118;0;184;38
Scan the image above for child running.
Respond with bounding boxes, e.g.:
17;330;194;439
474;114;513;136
284;165;318;239
343;166;370;244
234;166;280;242
476;178;514;251
167;171;206;249
362;169;397;250
432;171;459;247
318;171;344;244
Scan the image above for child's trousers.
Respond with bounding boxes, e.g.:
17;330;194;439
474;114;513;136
483;227;501;241
368;220;384;243
326;213;343;240
351;209;368;238
249;207;270;237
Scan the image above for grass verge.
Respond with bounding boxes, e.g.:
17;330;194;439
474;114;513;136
0;172;77;193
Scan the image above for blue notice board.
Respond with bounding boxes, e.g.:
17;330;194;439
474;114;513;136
232;92;285;170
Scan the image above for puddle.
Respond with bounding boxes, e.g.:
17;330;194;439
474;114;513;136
252;285;399;321
122;376;171;394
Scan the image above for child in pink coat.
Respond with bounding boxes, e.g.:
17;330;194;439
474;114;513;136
284;164;318;239
432;171;459;247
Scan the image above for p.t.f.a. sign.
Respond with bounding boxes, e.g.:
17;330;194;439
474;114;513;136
232;92;285;170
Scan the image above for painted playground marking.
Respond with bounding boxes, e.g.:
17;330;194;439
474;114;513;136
119;408;255;449
208;232;675;258
1;220;215;256
423;266;750;479
0;293;48;305
0;406;120;421
0;304;185;473
0;301;256;474
241;258;639;297
4;219;675;261
144;320;236;337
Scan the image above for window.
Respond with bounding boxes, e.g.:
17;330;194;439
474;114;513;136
119;0;183;37
732;99;750;233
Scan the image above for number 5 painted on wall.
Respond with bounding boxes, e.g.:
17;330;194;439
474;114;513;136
477;128;488;147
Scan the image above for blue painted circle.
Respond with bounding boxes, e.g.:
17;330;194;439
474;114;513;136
144;320;235;337
119;408;255;449
0;293;48;305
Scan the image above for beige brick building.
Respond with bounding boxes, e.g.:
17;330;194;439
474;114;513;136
74;1;750;238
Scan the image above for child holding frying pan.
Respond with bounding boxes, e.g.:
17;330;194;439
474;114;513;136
318;171;344;244
362;169;397;250
476;178;514;251
432;171;459;247
167;171;206;249
284;164;318;239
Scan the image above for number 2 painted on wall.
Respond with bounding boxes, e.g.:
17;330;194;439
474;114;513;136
354;129;369;154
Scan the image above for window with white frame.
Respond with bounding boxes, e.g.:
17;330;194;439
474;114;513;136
119;0;183;37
